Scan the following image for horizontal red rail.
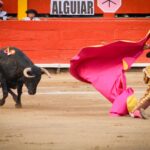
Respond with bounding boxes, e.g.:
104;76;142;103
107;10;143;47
0;19;149;64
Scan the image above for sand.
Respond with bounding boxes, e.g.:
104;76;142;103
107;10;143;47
0;70;150;150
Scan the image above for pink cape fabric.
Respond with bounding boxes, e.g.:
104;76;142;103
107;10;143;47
70;32;150;116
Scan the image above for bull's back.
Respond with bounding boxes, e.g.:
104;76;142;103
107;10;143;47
0;47;34;79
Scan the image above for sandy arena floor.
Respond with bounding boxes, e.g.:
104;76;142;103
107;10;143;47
0;70;150;150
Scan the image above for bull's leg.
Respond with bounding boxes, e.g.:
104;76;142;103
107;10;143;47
8;89;17;102
15;82;23;108
0;81;8;106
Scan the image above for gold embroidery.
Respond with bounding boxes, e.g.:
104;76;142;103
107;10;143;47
122;59;128;70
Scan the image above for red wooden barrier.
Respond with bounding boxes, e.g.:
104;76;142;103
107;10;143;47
28;0;50;14
117;0;150;14
2;0;17;13
0;19;149;64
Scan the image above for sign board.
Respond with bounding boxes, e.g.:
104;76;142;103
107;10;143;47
97;0;122;13
51;0;94;15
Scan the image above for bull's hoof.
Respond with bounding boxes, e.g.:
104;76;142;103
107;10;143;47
15;103;22;108
0;100;5;106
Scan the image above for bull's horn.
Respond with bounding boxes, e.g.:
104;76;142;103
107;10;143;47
41;68;51;78
23;67;35;78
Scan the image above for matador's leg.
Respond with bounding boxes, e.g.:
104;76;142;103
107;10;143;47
130;66;150;118
132;86;150;111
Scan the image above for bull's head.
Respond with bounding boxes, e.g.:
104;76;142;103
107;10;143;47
23;66;51;95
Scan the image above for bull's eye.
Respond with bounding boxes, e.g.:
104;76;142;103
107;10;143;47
28;72;34;76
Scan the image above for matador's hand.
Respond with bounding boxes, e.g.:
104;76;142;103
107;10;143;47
144;44;150;50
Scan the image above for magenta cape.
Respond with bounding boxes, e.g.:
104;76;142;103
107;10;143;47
70;32;150;116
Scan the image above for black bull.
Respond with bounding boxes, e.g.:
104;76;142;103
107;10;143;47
0;47;51;108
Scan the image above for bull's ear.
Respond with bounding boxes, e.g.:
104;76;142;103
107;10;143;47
146;52;150;58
